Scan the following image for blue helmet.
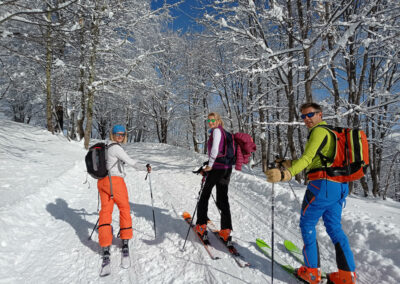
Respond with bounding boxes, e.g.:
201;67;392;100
112;124;126;134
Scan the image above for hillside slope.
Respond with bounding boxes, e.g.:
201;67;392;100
0;119;399;283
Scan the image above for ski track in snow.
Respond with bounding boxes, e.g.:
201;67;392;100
0;119;399;283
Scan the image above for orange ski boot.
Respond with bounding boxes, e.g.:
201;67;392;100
295;266;321;284
194;224;207;237
218;229;232;242
327;269;356;284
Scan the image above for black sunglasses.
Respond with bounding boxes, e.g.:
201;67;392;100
301;112;319;119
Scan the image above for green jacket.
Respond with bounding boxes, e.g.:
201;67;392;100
288;121;335;177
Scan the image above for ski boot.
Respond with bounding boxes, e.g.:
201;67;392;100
122;239;129;257
218;229;231;242
100;246;111;276
327;269;356;284
194;224;207;237
102;246;111;262
295;266;321;284
194;224;208;243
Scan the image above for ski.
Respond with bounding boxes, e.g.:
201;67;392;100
99;256;111;277
284;240;327;279
256;238;298;277
182;212;220;260
284;239;303;264
207;220;250;267
257;238;329;283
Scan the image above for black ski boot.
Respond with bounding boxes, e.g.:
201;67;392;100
201;231;209;244
120;239;131;268
100;246;111;276
103;246;111;262
225;236;233;247
122;239;129;257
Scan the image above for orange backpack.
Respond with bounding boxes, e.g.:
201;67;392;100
307;125;369;182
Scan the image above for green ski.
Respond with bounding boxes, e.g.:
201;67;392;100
284;240;327;279
284;240;304;264
256;238;300;281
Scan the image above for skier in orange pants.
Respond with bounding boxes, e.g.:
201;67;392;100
97;124;151;262
98;176;133;247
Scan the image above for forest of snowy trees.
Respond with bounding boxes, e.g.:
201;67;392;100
1;0;399;200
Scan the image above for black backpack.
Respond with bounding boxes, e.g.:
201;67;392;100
85;143;118;179
215;129;237;166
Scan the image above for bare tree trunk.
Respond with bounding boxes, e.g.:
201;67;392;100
55;105;64;132
360;176;369;197
296;0;313;102
349;182;354;195
266;110;272;171
285;0;299;178
83;13;99;149
324;3;340;126
160;102;168;144
203;96;208;155
76;17;86;140
259;95;268;172
275;91;283;157
189;93;200;153
45;9;54;133
69;110;76;140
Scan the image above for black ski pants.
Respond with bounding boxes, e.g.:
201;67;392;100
196;168;232;230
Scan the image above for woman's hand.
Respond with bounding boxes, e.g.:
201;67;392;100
203;166;212;172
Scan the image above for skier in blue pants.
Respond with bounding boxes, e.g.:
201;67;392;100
301;179;355;272
265;102;356;284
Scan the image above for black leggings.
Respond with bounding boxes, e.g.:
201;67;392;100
196;168;232;230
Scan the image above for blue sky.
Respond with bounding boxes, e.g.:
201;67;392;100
151;0;205;33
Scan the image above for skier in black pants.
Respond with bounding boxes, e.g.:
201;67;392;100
195;112;233;242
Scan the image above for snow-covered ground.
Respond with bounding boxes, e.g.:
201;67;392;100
0;118;399;283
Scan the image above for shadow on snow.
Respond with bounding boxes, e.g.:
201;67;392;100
46;198;291;282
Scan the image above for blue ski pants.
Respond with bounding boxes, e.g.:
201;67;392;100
300;179;355;272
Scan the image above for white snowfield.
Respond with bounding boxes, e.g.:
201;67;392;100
0;119;399;284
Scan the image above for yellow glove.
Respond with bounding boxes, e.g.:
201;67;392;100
275;158;292;169
265;168;292;183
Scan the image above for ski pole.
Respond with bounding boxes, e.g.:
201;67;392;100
268;161;277;284
271;181;275;284
88;217;99;240
182;172;207;250
145;164;156;238
275;156;301;207
288;181;301;207
211;193;221;216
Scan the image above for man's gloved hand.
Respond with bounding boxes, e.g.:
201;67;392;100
265;168;291;183
275;158;292;169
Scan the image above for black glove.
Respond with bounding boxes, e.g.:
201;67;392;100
146;164;151;173
192;166;204;174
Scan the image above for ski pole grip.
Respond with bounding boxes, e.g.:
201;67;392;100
192;165;204;174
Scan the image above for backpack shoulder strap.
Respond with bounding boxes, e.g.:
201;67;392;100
308;125;335;164
106;142;120;149
307;124;333;139
106;142;122;170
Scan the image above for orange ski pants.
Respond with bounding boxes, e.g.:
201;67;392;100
97;176;133;247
